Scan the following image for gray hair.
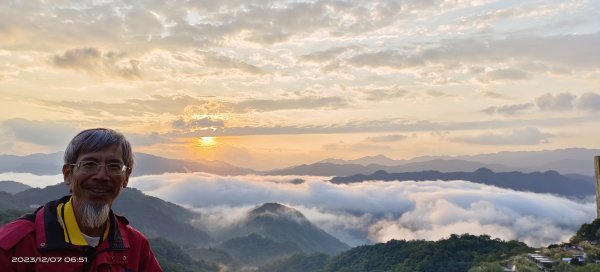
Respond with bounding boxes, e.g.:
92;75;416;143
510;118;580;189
64;128;134;168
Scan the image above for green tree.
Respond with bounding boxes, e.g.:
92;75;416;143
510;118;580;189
468;262;504;272
149;237;219;272
0;209;31;225
572;218;600;243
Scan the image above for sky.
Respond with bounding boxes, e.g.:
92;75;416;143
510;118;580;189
1;0;600;170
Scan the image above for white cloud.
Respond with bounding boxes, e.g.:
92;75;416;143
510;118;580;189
436;1;586;35
361;87;409;101
578;92;600;111
536;92;576;111
127;173;595;247
453;127;553;145
2;118;80;147
192;50;264;75
52;47;141;79
478;68;529;83
127;132;168;146
172;116;225;131
41;94;209;116
5;172;594;247
483;92;600;116
2;0;600;172
0;173;63;188
365;134;408;143
0;0;450;50
233;97;348;112
299;46;359;63
0;118;168;149
347;32;600;71
482;103;534;116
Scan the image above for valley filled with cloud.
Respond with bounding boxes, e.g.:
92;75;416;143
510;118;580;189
3;172;593;247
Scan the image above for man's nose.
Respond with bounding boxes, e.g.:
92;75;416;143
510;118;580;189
91;165;111;180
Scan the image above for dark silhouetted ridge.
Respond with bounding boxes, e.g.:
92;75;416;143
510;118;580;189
331;168;594;198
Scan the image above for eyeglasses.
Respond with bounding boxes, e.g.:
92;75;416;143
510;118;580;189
70;161;129;176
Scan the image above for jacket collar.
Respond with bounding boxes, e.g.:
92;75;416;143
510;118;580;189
35;195;130;251
57;196;109;246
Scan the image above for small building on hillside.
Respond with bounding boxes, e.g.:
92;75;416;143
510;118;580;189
528;253;555;269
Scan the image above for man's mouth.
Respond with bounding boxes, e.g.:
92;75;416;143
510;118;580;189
85;186;114;194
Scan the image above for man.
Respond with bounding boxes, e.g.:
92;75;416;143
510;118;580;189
0;128;162;271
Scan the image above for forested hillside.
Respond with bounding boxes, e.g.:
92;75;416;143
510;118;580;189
259;234;531;272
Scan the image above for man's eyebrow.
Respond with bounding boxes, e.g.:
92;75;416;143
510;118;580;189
107;159;125;163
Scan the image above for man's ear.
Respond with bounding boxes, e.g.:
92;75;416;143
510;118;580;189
62;164;72;186
123;168;131;188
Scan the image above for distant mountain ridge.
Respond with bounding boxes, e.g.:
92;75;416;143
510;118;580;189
269;162;374;176
314;148;600;176
331;168;595;198
270;159;518;177
0;152;254;176
0;180;32;194
454;148;600;166
4;147;599;177
320;154;403;166
0;153;64;176
132;152;255;176
321;148;600;166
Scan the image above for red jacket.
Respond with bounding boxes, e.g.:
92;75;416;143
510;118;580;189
0;195;162;272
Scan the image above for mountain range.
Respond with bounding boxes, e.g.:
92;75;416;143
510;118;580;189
0;180;31;194
2;148;599;177
314;148;600;176
0;182;350;270
330;168;595;198
2;178;595;271
0;183;213;246
273;157;597;177
320;148;600;166
0;152;254;176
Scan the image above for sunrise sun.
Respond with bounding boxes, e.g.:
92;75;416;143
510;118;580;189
198;137;216;147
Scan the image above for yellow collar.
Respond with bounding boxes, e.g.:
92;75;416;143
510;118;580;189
56;197;109;246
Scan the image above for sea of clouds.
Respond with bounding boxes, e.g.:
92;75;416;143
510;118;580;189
2;172;595;247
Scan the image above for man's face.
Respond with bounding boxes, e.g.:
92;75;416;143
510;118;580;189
63;145;130;206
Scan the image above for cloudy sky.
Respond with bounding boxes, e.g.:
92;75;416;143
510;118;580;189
1;0;600;169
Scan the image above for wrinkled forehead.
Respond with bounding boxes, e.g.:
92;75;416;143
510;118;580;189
76;145;124;162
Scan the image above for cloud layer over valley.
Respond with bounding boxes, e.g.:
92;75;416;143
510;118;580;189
131;173;595;247
4;171;594;247
4;170;594;247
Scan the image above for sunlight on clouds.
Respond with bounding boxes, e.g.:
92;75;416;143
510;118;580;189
197;137;217;149
1;0;600;168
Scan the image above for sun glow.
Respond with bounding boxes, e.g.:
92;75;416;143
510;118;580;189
198;137;216;147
